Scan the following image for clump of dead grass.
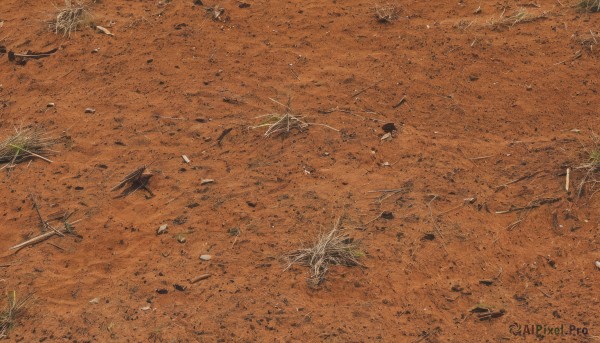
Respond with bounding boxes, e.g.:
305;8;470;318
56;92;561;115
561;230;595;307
0;127;57;171
375;4;399;23
574;30;599;53
487;8;547;30
0;291;32;339
284;219;364;287
579;0;600;12
50;0;93;37
251;98;338;138
575;134;600;197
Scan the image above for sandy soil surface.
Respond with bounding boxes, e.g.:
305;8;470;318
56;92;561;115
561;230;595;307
1;0;599;341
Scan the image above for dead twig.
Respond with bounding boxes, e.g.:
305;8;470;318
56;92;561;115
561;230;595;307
495;197;561;214
494;170;543;192
9;218;82;251
112;164;154;198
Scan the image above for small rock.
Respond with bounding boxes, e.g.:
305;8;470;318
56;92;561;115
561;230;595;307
175;234;187;243
380;132;392;141
193;0;203;5
157;224;168;235
382;123;397;133
595;261;600;270
201;179;214;185
173;284;186;291
422;233;435;240
200;254;212;261
84;108;96;114
246;201;257;207
156;289;168;295
47;102;55;108
451;284;463;292
182;155;191;163
468;74;479;81
381;211;394;220
89;298;100;304
140;305;151;311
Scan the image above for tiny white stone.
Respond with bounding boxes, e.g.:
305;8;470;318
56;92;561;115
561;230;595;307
157;224;168;235
89;298;100;304
200;255;212;261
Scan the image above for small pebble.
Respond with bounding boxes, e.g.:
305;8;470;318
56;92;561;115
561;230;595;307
201;179;214;185
200;254;212;261
176;234;187;243
157;224;168;235
595;261;600;270
47;102;55;108
85;108;96;114
89;298;100;304
381;211;394;219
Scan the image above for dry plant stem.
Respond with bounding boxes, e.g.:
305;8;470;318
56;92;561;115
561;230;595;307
9;219;83;251
112;164;154;197
426;196;448;253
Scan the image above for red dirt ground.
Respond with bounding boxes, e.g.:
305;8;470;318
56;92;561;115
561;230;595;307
1;0;599;341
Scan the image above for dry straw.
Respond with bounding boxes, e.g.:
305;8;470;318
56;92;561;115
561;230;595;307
487;8;547;30
0;291;31;339
284;218;364;287
375;4;399;23
51;0;93;37
575;134;600;197
252;98;338;137
0;127;57;171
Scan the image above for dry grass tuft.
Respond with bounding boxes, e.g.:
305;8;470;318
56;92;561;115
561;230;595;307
252;98;338;138
51;0;93;37
0;291;32;339
574;30;599;53
0;127;57;171
579;0;600;12
375;4;399;23
487;8;547;30
575;134;600;197
284;219;364;287
251;98;308;137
